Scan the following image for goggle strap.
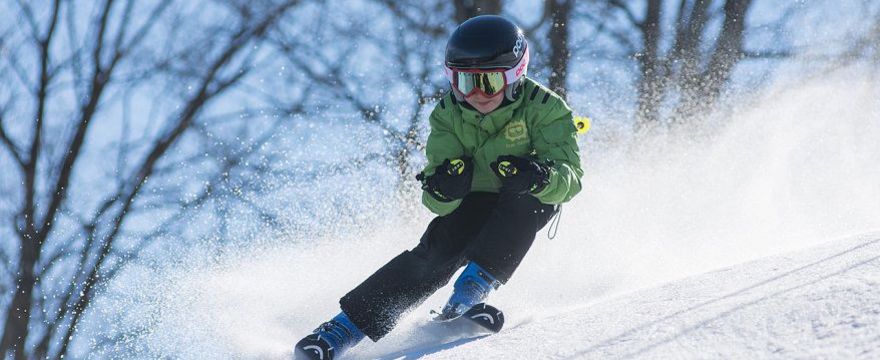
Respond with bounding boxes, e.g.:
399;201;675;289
503;49;529;84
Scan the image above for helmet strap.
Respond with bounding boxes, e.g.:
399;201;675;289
504;78;523;102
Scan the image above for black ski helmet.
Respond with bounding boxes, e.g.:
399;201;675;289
445;15;529;101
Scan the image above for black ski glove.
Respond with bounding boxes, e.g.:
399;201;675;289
416;157;474;202
491;155;552;195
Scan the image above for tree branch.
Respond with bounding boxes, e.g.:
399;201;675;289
0;246;12;279
64;2;85;103
37;0;113;244
26;0;63;215
56;2;302;356
377;0;447;37
0;116;25;169
13;0;41;43
741;49;794;59
608;0;642;28
578;9;638;55
277;42;407;144
1;2;62;357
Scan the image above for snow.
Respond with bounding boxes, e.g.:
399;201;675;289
113;68;880;359
354;233;880;359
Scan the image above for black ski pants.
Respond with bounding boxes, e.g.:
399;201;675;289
339;192;557;341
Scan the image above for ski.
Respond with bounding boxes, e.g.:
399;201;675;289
432;303;505;334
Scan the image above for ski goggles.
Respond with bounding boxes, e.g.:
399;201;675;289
443;50;529;98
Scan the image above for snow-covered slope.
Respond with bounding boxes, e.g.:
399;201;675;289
104;68;880;359
361;233;880;359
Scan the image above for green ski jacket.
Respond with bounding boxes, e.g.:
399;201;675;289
421;77;583;215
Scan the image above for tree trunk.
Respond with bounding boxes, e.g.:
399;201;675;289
667;0;712;125
631;0;755;130
547;0;573;100
635;0;663;132
702;0;753;102
675;0;753;121
0;234;37;359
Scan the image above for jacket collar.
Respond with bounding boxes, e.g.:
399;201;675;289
457;91;525;135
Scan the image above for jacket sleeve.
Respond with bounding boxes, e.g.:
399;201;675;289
421;104;466;216
530;97;584;204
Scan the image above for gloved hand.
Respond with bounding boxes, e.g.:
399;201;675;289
491;155;552;195
416;157;474;202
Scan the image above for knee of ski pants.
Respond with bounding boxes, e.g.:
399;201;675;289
411;221;470;275
465;195;557;281
494;193;558;224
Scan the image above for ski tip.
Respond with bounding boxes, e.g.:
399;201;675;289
464;303;505;333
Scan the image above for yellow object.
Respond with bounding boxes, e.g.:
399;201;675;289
496;160;518;177
448;158;465;175
574;116;591;135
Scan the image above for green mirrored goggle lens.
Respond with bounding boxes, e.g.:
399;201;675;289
456;71;505;96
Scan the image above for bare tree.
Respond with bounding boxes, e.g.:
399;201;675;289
270;0;453;193
577;0;761;131
0;0;303;358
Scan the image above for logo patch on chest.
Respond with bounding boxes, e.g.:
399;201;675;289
504;119;529;146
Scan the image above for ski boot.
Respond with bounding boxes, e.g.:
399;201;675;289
432;261;501;322
294;311;365;360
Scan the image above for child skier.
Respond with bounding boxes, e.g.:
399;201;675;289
294;15;583;359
